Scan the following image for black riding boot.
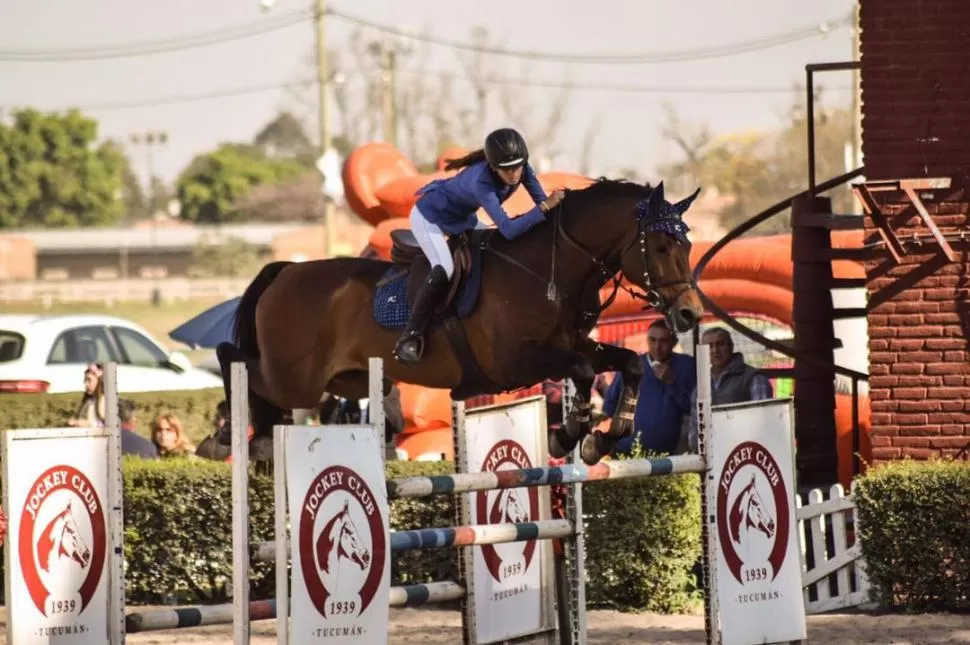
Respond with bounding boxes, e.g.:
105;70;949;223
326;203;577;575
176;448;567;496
393;265;449;365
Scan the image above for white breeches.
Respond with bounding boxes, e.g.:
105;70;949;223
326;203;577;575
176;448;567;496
409;205;455;278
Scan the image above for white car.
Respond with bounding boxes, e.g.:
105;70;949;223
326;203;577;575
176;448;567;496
0;314;224;394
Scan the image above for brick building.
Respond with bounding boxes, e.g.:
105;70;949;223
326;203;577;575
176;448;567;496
860;0;970;462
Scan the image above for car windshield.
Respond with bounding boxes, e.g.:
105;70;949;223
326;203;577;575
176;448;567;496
0;331;26;363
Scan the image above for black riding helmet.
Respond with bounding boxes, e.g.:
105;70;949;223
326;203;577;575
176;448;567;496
484;128;528;169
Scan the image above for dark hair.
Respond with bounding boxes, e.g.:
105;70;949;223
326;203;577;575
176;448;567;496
118;398;136;424
648;318;673;333
701;326;733;347
216;400;228;418
444;148;487;171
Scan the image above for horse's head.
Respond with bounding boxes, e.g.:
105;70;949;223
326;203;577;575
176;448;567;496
619;181;704;333
742;474;776;539
39;501;91;571
317;499;371;573
335;501;371;570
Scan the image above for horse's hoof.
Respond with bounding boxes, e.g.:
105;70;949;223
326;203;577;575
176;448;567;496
565;412;590;444
250;436;274;462
580;434;602;465
549;427;579;459
580;433;618;466
607;415;634;439
217;424;232;446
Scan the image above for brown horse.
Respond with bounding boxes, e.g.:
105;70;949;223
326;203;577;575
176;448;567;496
217;179;704;464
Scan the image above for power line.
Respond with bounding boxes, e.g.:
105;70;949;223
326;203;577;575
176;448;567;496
327;8;853;64
0;7;851;66
1;72;851;113
0;9;311;62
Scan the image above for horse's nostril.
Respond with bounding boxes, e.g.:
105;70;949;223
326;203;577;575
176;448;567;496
679;308;697;325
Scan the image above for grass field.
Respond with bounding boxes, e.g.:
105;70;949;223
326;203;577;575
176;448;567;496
4;297;228;365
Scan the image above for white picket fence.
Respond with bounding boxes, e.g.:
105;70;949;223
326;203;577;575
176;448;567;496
796;483;874;614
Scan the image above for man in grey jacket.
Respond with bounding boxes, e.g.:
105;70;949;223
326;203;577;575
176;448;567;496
689;327;773;451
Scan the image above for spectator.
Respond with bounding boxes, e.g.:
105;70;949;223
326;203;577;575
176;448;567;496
195;401;232;461
603;319;696;456
689;327;773;451
150;413;196;458
67;363;106;428
118;399;158;459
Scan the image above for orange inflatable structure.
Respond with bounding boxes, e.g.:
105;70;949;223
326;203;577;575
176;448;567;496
342;142;872;487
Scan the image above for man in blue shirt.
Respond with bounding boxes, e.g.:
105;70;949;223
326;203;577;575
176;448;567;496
603;319;696;455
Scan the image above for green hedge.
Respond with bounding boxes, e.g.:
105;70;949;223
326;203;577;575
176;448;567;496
583;458;702;613
0;389;225;445
853;458;970;612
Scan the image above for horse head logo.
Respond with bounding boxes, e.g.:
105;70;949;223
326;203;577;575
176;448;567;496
729;473;776;544
36;500;91;573
316;499;371;575
489;488;529;525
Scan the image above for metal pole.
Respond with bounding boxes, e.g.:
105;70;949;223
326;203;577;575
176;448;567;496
314;0;336;259
103;363;126;645
274;426;289;645
231;363;251;645
851;1;862;179
806;67;816;194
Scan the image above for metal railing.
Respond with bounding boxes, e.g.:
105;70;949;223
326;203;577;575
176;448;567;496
692;60;869;477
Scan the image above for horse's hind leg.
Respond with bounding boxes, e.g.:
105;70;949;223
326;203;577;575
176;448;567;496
216;342;287;458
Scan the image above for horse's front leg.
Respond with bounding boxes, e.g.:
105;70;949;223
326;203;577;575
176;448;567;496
509;343;596;461
575;339;644;461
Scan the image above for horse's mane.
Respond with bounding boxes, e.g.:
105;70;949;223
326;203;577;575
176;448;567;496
562;177;654;206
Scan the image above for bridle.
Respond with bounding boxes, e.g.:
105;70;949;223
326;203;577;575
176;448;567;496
483;190;696;322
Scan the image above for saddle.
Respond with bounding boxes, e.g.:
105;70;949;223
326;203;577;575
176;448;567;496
375;227;494;400
385;228;481;315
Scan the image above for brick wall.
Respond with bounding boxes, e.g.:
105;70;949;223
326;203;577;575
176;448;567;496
860;0;970;462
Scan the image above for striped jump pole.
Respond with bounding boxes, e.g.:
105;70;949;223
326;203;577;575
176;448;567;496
387;454;707;499
125;581;469;633
255;518;575;561
126;599;279;633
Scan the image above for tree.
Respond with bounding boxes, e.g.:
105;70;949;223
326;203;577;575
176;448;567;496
254;111;315;165
176;143;311;224
658;88;855;235
0;108;125;228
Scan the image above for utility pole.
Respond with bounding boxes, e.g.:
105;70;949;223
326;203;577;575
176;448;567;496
262;0;341;257
129;130;167;306
381;46;398;148
314;0;336;259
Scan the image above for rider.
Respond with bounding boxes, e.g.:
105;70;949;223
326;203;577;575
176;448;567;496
392;127;565;365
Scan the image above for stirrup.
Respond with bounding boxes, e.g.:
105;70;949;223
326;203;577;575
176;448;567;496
393;332;424;365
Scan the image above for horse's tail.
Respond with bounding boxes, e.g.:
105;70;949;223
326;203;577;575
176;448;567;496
233;261;292;358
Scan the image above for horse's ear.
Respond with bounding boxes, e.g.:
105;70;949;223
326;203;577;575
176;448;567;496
673;187;701;215
646;181;665;212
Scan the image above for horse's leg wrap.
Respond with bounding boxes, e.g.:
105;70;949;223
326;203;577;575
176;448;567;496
570;338;644;464
607;392;638;438
549;362;596;459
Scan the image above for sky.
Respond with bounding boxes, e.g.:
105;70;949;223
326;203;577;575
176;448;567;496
0;0;856;190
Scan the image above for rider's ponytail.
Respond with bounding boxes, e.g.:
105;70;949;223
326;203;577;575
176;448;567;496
444;148;487;171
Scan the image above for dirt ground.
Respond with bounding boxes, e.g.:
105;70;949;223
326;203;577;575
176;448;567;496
4;606;966;645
